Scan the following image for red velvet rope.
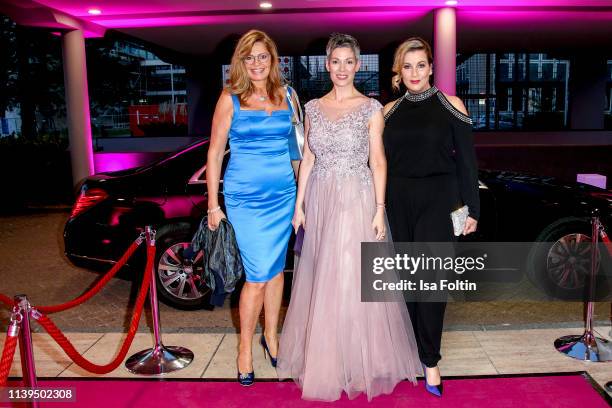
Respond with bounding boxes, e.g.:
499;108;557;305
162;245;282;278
0;333;18;386
31;245;155;374
0;238;142;313
0;294;12;309
38;240;142;313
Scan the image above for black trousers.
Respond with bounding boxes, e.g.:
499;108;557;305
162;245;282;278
386;174;459;367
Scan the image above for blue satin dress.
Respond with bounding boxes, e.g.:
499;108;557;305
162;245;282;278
223;94;296;282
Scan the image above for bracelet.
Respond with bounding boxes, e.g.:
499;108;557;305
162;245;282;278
207;206;221;214
376;202;386;208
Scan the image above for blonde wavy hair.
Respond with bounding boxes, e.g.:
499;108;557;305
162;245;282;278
228;30;284;106
391;37;433;92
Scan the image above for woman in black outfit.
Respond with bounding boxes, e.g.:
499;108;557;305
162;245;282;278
382;37;479;397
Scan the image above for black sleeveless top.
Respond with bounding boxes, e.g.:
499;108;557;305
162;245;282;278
383;86;480;220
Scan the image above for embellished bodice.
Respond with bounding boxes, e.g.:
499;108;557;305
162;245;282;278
305;98;382;185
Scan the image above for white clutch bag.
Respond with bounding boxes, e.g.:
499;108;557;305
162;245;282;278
451;205;469;236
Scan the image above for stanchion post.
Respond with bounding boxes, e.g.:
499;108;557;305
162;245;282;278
125;225;194;375
146;226;163;350
554;209;612;361
15;294;39;408
584;209;600;339
15;295;37;388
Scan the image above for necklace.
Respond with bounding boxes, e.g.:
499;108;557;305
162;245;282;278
256;94;267;102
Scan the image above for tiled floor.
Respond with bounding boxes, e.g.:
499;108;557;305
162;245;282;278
3;327;611;397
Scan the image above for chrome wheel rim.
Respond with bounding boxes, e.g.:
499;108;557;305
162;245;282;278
546;233;592;290
158;243;208;302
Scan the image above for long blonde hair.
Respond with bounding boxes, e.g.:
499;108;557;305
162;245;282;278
228;30;284;106
391;37;433;92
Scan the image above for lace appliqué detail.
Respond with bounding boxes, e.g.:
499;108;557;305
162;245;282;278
306;99;382;186
312;162;372;186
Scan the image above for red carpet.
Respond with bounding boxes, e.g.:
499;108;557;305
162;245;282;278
3;373;609;407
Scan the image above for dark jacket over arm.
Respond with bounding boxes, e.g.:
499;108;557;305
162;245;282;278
191;217;244;306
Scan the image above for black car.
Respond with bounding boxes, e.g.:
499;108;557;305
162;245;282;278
64;140;612;308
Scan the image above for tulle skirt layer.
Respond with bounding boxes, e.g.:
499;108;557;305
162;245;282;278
277;172;422;401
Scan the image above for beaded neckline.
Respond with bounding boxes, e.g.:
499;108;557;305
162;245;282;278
383;85;438;122
404;85;438;102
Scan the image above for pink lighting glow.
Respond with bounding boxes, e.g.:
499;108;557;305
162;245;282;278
85;10;429;29
90;15;225;28
577;174;607;189
21;1;612;32
93;152;160;173
31;1;612;19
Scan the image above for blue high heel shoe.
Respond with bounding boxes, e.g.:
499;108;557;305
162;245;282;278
237;370;255;386
422;363;443;397
260;335;278;368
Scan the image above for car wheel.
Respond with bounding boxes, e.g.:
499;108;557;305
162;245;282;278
527;217;607;300
154;224;212;310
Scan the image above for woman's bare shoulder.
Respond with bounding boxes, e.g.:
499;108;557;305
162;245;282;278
441;92;468;115
383;98;401;115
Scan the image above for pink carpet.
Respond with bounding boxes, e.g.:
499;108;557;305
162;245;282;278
3;373;609;407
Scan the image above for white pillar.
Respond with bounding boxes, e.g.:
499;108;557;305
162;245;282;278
433;7;457;96
62;29;95;185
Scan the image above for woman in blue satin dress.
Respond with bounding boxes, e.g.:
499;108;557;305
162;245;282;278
206;30;296;386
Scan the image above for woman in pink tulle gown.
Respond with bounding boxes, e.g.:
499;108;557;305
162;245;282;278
276;33;422;402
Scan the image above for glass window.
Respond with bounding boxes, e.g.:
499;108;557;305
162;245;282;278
457;53;570;130
88;38;188;138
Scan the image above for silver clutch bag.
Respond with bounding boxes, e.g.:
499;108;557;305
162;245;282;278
451;205;469;236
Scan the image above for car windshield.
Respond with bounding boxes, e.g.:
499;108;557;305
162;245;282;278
141;138;210;170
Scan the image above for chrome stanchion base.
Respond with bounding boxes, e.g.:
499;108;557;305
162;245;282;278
125;344;194;375
554;333;612;362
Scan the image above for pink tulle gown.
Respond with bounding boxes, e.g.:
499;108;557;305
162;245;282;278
277;98;422;401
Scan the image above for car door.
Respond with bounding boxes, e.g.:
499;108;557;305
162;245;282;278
186;150;230;213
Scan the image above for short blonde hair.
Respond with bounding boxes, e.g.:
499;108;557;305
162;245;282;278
228;30;284;105
326;33;360;60
391;37;433;92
